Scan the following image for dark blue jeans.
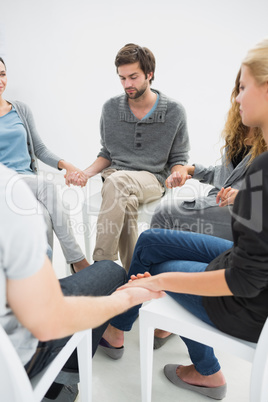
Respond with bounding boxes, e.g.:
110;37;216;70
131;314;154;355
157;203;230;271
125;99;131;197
25;261;126;379
111;229;233;375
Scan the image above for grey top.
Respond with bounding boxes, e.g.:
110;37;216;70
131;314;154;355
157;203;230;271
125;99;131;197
97;90;190;186
0;164;47;365
182;150;252;210
9;100;62;173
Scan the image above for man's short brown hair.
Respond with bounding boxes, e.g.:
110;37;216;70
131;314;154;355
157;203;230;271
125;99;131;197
115;43;155;84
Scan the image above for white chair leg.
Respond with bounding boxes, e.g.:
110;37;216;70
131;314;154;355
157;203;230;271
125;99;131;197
82;201;91;262
140;312;154;402
77;330;92;402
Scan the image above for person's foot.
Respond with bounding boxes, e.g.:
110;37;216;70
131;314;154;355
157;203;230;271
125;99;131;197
154;329;172;338
154;329;173;349
176;364;226;388
102;324;124;348
164;364;227;400
72;258;90;273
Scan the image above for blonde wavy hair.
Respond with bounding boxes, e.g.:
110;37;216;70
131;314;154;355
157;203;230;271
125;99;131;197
222;68;267;165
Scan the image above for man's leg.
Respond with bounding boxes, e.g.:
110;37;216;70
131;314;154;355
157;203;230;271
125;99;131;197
93;170;164;270
25;261;126;379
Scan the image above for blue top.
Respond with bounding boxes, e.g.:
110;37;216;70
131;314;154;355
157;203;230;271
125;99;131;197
142;93;159;120
0;107;33;174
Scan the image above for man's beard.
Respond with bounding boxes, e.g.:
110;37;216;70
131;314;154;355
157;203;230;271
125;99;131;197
125;85;147;99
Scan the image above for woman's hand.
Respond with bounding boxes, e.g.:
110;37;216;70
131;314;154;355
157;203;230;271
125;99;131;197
216;187;239;207
58;160;88;187
117;272;163;293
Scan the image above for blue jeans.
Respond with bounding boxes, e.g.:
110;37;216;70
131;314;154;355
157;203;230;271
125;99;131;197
111;229;233;375
25;261;126;379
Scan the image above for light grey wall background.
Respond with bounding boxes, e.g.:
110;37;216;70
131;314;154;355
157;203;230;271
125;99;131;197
1;0;268;173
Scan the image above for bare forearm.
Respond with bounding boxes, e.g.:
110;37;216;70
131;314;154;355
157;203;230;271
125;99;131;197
58;159;72;170
41;292;131;340
129;270;232;297
84;157;111;179
8;259;164;342
158;270;232;296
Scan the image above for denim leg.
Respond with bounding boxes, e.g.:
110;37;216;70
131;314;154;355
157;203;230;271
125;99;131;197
162;261;221;375
25;261;126;378
111;229;232;331
130;229;233;269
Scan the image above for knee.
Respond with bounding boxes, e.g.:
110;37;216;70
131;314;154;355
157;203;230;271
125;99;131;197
151;201;177;229
97;260;127;285
102;172;128;195
136;229;157;247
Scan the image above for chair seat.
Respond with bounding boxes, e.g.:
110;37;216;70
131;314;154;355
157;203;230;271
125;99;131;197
141;296;256;361
139;295;268;402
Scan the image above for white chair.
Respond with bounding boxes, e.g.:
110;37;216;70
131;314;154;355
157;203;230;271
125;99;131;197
0;325;92;402
139;295;268;402
82;179;201;262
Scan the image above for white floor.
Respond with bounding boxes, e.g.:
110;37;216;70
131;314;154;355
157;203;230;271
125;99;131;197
50;172;252;402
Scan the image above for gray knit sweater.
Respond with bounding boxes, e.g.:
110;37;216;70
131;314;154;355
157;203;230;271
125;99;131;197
97;90;190;186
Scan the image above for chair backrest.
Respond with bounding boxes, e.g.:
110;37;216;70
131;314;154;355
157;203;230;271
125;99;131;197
0;325;92;402
0;325;35;402
250;316;268;401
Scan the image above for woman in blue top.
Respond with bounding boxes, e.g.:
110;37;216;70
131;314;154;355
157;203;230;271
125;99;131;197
0;57;88;273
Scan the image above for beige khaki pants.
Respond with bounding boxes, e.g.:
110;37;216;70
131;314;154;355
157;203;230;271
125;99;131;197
93;169;164;271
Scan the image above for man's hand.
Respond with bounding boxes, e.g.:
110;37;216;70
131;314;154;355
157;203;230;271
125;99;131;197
115;278;166;308
165;166;192;189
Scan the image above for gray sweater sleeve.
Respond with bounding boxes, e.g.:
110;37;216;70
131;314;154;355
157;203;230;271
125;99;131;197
97;112;112;161
11;101;62;171
192;151;233;188
167;103;190;169
193;163;222;184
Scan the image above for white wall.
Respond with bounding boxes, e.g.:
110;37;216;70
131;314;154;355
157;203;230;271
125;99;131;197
2;0;268;172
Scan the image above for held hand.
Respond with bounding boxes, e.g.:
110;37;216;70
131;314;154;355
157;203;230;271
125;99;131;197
216;187;239;207
165;168;192;189
58;160;89;187
118;285;166;308
117;272;162;293
65;170;88;187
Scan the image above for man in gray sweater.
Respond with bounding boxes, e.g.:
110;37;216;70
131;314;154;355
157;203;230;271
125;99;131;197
69;43;190;270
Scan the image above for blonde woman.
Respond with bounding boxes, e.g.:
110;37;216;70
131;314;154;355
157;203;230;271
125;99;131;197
102;39;268;400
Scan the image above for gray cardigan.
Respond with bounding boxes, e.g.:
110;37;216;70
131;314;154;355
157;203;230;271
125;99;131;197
97;90;190;186
182;150;252;210
10;100;61;173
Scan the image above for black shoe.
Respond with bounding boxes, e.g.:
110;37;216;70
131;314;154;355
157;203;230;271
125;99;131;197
43;382;79;401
